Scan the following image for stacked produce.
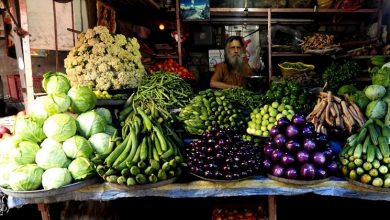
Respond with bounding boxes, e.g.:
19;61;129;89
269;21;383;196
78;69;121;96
129;71;194;112
340;119;390;187
262;115;339;180
322;60;360;93
148;59;196;81
179;89;246;135
220;88;264;111
185;127;261;180
306;91;366;137
263;79;315;114
0;72;113;191
64;26;146;90
93;90;128;100
246;102;295;137
302;33;336;51
92;103;186;186
339;70;390;187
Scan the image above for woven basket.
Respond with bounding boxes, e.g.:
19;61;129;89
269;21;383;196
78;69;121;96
278;62;315;77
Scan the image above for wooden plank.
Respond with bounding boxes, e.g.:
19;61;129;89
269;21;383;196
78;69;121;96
267;8;271;86
11;0;34;111
268;196;277;220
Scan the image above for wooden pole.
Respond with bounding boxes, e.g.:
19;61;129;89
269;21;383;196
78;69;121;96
268;195;277;220
267;8;271;86
175;0;182;65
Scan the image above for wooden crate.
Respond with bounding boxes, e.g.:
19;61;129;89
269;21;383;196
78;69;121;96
6;74;44;101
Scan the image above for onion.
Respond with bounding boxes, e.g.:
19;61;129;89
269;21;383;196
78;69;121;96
300;163;316;180
272;164;285;177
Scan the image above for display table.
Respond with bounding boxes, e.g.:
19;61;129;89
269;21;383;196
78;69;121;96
5;175;390;220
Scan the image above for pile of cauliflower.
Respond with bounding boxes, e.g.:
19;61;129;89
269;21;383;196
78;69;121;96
64;26;146;90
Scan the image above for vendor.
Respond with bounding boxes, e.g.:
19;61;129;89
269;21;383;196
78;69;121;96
210;36;254;89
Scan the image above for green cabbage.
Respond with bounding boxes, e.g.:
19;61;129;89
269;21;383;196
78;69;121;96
41;168;72;189
29;96;49;124
9;164;44;191
95;107;112;124
366;100;387;119
62;135;93;159
76;110;107;138
43;113;77;142
35;146;69;170
350;91;370;110
14;117;46;143
364;85;386;101
43;71;71;94
0;135;22;164
43;93;71;116
88;132;112;155
67;86;97;114
11;141;40;165
372;66;390;88
0;164;19;188
104;125;117;136
40;138;62;149
68;157;95;181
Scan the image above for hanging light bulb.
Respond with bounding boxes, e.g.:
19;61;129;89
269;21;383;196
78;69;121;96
159;23;165;30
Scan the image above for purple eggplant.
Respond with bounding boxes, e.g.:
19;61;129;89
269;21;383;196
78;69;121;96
281;152;295;166
277;117;291;129
285;124;299;139
326;161;339;175
285;139;301;152
269;125;281;138
296;150;310;163
300;163;316;180
272;164;285;177
285;167;299;179
315;167;328;179
292;114;306;126
271;148;283;162
312;152;326;166
303;138;316;151
302;122;315;138
274;134;287;147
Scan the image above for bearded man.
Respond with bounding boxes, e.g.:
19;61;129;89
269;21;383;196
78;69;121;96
210;36;254;89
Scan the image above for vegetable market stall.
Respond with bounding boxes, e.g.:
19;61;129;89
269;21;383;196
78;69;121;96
5;176;390;220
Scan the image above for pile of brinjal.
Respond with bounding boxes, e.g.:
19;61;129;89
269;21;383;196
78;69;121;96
262;114;339;180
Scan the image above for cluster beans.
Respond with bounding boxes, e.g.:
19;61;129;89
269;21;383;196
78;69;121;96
64;26;146;90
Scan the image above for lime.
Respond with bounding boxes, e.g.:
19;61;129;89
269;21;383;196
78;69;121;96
271;101;279;109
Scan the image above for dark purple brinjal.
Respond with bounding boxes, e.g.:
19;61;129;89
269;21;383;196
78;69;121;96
274;134;287;147
272;164;285;177
281;152;295;166
300;163;316;180
296;150;310;163
303;138;316;151
312;152;326;166
277;117;291;129
292;114;305;126
269;125;281;138
271;148;283;162
322;147;334;160
315;167;328;179
326;161;339;175
302;122;316;138
285;124;300;139
263;145;275;157
285;139;301;152
315;132;328;146
285;167;299;179
262;158;272;171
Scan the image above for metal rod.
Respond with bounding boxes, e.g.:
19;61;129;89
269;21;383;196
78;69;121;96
52;0;59;71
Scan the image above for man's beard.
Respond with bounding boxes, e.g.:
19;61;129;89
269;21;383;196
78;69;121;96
227;54;242;72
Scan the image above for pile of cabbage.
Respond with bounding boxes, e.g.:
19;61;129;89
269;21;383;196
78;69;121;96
0;72;115;191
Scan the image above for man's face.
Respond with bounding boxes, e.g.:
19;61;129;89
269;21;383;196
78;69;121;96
226;40;243;70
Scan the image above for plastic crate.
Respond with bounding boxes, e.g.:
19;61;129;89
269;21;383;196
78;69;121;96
6;74;44;101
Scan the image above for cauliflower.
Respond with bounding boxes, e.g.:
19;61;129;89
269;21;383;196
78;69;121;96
64;26;146;90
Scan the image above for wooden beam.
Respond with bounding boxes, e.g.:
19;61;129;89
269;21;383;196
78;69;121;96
268;196;277;220
175;0;182;65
